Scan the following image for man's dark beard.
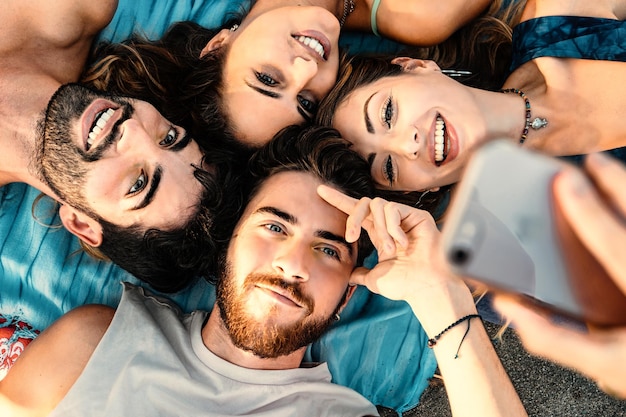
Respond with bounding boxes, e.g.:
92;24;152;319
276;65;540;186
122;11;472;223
216;256;341;359
36;83;131;214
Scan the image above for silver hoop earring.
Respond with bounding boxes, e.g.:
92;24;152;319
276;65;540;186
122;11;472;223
441;69;472;78
230;24;239;32
333;313;341;322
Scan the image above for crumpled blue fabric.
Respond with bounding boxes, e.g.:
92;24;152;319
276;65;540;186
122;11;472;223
98;0;404;55
1;182;435;413
2;0;430;412
509;15;626;166
510;16;626;73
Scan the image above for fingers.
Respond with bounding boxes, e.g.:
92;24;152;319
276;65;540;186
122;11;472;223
317;185;411;255
494;296;626;398
553;159;626;294
317;184;357;215
369;198;397;253
585;153;626;215
349;266;376;292
317;184;366;242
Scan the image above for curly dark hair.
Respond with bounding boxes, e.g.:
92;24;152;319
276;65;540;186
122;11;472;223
55;20;255;291
242;125;376;265
94;165;241;293
82;20;255;155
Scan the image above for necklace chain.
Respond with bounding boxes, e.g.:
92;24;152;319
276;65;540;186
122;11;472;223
500;88;548;144
339;0;356;27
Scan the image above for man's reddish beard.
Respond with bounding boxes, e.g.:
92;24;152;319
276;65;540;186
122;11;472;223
216;259;341;359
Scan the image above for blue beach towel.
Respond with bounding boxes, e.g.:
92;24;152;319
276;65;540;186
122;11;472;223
3;1;434;413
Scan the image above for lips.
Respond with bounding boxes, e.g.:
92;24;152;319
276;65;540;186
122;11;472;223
293;30;331;61
256;284;304;309
431;114;458;166
80;98;120;151
434;115;448;164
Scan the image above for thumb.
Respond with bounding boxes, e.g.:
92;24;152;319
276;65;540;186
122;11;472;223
349;266;371;287
349;264;392;295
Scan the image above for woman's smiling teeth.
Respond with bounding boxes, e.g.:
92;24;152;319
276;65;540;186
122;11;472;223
295;35;325;59
435;115;449;164
87;108;115;149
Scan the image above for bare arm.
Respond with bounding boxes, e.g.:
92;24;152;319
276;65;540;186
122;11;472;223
345;0;492;45
318;187;527;417
0;305;115;417
495;153;626;399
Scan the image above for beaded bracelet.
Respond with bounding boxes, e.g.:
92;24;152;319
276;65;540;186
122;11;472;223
427;314;482;358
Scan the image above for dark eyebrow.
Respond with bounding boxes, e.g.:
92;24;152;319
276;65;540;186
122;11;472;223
169;132;192;152
364;92;376;134
367;153;376;170
132;165;162;211
256;206;297;224
297;106;312;123
256;206;353;258
245;81;281;99
316;230;354;258
245;82;311;122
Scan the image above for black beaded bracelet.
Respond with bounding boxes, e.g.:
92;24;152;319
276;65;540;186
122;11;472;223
427;314;482;358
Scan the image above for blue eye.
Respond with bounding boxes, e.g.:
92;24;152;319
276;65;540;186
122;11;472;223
256;71;277;86
298;95;318;114
160;127;177;146
381;95;393;128
320;246;340;260
129;171;147;195
265;223;284;233
384;156;395;186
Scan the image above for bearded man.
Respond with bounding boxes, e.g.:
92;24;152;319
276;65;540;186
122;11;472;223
0;126;526;417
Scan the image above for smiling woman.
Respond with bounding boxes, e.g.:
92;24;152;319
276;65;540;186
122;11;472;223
83;0;495;150
201;4;342;146
196;0;495;147
316;0;626;216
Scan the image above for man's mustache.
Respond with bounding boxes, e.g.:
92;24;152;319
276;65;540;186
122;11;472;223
245;273;314;313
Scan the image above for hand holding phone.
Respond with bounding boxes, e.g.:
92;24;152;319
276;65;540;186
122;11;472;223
441;142;626;327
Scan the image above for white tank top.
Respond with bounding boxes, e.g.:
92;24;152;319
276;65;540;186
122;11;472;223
50;283;379;417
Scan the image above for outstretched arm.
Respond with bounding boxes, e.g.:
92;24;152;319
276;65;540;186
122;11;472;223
0;305;114;417
345;0;492;45
318;187;527;417
495;153;626;399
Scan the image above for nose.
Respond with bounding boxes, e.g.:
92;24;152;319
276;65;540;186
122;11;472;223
292;56;319;90
388;126;420;160
116;119;157;156
271;240;310;283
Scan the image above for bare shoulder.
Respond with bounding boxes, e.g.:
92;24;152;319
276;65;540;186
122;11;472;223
1;0;117;51
525;0;622;21
0;305;115;417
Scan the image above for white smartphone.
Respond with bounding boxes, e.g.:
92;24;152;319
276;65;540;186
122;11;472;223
441;141;626;327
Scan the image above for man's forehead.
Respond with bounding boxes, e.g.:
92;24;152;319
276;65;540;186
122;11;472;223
243;171;346;226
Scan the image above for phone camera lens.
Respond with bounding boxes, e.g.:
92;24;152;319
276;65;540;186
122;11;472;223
450;247;471;265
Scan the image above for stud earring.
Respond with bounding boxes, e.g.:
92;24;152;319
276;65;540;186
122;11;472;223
230;24;239;32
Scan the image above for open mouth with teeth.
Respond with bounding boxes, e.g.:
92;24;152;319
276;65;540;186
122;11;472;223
86;108;115;150
434;115;450;165
293;35;327;60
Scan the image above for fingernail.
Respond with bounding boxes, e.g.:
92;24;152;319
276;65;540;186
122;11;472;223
587;152;610;166
561;169;590;196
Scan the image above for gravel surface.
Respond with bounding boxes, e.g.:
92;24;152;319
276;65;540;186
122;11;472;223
377;322;626;417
